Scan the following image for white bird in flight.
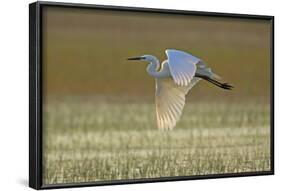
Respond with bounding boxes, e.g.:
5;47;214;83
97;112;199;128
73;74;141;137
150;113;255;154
128;49;233;130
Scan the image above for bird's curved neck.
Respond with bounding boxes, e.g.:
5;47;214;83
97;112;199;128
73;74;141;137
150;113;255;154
146;59;160;77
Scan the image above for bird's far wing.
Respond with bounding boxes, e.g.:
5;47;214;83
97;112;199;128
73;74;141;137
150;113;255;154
155;77;200;130
166;49;201;86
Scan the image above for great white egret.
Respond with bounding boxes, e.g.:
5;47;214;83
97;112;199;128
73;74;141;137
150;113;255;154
127;49;233;130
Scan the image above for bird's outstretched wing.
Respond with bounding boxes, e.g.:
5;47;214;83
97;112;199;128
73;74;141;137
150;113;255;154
166;49;201;86
155;77;200;130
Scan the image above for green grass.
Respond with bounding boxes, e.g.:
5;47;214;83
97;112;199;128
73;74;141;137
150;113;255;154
42;98;271;185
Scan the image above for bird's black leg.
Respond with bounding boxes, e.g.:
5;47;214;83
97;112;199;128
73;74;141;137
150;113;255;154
195;74;233;90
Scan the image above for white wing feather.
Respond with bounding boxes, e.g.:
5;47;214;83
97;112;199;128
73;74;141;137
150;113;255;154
166;49;201;86
155;77;200;130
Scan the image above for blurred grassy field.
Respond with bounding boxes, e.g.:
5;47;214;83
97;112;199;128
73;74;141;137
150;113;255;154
41;6;272;185
43;98;270;184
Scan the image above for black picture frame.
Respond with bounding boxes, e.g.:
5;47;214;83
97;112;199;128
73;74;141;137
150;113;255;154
29;1;274;190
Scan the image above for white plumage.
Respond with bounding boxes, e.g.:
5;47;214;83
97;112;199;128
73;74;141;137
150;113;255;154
166;49;200;86
127;49;232;130
155;77;199;130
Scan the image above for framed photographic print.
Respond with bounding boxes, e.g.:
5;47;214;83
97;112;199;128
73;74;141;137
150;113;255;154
29;1;274;189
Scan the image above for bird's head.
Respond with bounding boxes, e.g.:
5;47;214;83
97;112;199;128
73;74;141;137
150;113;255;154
127;55;158;63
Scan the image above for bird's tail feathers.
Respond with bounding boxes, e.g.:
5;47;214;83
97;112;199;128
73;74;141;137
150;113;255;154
211;72;221;80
